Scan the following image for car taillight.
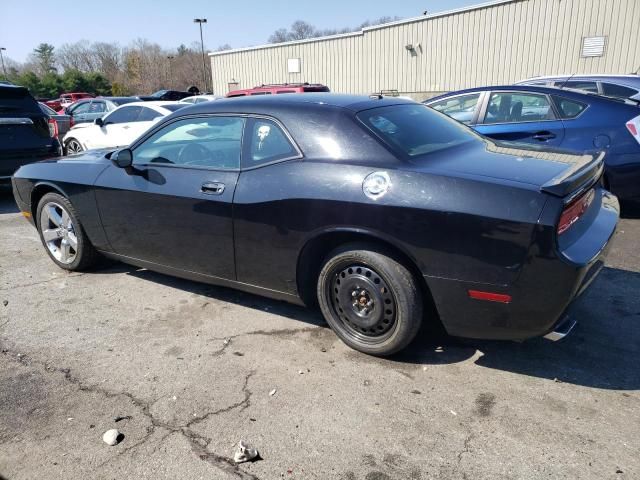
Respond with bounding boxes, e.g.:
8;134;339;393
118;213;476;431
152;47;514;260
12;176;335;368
626;114;640;145
48;118;59;138
558;189;595;235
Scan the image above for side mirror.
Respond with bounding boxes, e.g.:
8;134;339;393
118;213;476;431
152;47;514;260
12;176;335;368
112;148;133;168
94;117;104;127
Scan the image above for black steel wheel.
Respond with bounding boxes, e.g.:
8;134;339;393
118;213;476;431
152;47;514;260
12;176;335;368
317;243;423;356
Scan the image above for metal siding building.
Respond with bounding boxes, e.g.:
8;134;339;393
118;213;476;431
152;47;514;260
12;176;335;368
210;0;640;100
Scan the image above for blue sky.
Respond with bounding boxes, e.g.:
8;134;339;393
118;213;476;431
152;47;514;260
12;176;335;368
1;0;480;62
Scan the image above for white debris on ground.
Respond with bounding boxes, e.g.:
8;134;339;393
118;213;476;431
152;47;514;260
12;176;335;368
269;389;277;396
233;440;259;463
102;429;121;446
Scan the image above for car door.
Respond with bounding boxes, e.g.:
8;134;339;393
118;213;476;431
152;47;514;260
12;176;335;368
92;105;143;148
122;106;164;144
94;115;245;279
475;91;565;147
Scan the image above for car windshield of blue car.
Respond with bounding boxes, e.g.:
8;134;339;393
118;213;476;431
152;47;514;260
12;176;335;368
357;104;478;157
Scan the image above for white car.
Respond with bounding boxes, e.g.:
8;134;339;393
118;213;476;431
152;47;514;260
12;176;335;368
62;101;186;154
179;95;223;104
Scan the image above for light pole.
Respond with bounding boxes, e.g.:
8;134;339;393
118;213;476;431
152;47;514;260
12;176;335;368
166;55;174;88
0;48;7;78
193;18;208;93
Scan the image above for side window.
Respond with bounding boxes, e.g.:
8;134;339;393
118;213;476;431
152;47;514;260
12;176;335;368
429;93;481;124
89;101;106;113
70;102;91;115
557;80;598;93
277;90;296;94
104;106;142;124
483;92;554;124
137;107;163;122
250;92;271;95
551;96;588;119
133;116;244;170
245;118;298;167
602;82;638;99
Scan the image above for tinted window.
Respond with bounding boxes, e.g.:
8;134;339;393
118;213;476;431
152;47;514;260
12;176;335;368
428;93;481;124
484;92;554;124
277;90;296;94
0;87;40;114
133;116;244;170
551;96;588;119
557;81;598;93
357;104;477;157
303;86;330;92
137;107;162;122
246;118;297;167
250;92;271;95
602;82;638;99
39;103;57;115
104;106;142;124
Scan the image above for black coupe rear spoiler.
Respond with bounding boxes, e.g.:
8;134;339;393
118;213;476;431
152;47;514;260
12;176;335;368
541;151;606;199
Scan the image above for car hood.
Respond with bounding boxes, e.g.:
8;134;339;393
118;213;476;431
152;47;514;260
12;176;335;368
409;139;601;195
39;148;115;165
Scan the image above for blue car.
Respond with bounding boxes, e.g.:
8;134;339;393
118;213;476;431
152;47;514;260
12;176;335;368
425;85;640;202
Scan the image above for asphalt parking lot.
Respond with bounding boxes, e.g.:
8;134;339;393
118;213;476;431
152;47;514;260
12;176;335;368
0;188;638;480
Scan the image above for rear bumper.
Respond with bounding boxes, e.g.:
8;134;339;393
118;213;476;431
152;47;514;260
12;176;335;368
428;190;619;341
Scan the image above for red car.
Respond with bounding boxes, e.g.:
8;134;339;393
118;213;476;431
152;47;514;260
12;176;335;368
58;92;94;112
226;83;330;97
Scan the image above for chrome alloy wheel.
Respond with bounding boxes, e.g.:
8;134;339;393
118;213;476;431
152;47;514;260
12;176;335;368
66;139;83;154
329;264;397;343
39;202;78;264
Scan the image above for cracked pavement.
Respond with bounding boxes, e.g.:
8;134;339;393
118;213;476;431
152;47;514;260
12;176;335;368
0;190;639;479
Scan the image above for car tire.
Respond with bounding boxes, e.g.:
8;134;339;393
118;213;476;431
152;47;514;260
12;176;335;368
317;243;423;356
65;138;84;155
36;192;99;271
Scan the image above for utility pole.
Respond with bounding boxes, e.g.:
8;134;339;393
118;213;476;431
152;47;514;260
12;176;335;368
166;55;175;88
193;18;208;93
0;48;7;78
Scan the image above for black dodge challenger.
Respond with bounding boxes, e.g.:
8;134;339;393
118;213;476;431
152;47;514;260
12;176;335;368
11;94;619;355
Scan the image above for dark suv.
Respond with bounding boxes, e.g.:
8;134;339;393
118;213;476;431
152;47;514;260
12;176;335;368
226;83;330;97
1;85;61;183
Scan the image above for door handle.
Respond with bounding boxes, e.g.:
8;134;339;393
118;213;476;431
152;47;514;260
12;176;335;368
201;182;225;195
533;131;556;141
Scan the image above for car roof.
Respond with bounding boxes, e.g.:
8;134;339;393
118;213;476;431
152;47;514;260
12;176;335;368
117;101;183;108
518;74;640;86
180;93;415;115
426;84;603;102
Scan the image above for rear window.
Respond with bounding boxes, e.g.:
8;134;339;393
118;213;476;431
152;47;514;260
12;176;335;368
552;96;588;119
0;87;40;114
357;104;478;157
303;86;330;92
602;82;638;99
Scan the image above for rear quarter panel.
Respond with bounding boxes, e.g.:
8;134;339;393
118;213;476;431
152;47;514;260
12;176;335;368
233;159;547;296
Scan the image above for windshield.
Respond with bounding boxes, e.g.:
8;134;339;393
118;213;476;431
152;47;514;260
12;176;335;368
151;90;168;98
357;104;479;157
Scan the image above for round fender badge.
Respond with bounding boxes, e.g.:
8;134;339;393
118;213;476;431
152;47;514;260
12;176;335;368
363;171;391;200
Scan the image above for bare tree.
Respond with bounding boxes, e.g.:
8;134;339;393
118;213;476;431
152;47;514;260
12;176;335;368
268;29;289;44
